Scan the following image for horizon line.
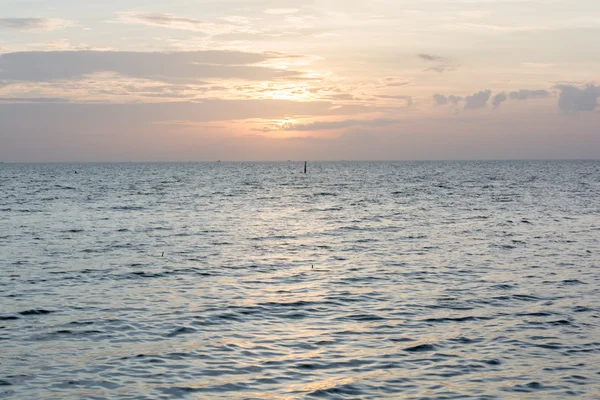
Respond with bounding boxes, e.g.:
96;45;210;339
2;158;599;164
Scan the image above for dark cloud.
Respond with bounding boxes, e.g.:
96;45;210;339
436;88;553;111
464;90;491;110
0;51;300;83
418;53;458;73
556;84;600;114
433;94;448;106
434;94;464;106
285;118;401;131
417;53;444;61
0;18;70;31
509;89;550;100
448;95;462;105
492;92;507;109
426;65;457;73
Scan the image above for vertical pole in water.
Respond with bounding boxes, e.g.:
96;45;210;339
304;161;307;174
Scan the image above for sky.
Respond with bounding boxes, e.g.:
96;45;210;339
0;0;599;161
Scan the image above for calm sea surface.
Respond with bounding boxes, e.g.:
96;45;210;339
1;161;599;399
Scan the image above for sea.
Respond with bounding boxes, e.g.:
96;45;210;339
1;161;599;399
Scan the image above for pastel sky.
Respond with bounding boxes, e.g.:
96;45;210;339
1;0;599;161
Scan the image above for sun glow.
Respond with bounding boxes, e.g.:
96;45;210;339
280;118;295;129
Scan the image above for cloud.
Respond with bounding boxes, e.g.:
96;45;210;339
464;90;491;109
114;12;247;35
492;92;507;109
0;50;300;83
417;53;459;73
264;8;299;15
380;77;411;88
522;62;555;68
0;97;68;103
0;18;72;32
458;10;492;19
443;23;548;32
418;53;443;62
556;84;600;114
434;94;463;106
448;95;463;105
284;118;402;131
375;95;413;106
436;88;551;110
509;89;550;100
0;99;368;125
433;94;448;106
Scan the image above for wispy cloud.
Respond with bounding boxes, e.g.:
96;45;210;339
417;53;459;73
379;77;411;88
0;18;72;32
114;12;250;35
0;50;300;83
284;118;401;131
443;22;548;32
417;53;443;62
458;10;492;19
375;95;412;104
0;97;68;103
521;62;555;68
264;8;300;15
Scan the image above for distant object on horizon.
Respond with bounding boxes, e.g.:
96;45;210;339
304;161;307;174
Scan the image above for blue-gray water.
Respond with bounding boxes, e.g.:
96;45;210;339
1;161;599;399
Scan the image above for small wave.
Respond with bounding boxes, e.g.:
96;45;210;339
33;329;105;340
404;344;437;352
561;279;586;285
313;192;338;196
19;309;55;316
516;311;556;317
573;306;593;313
159;383;249;396
0;316;19;321
506;382;550;393
343;314;386;321
128;271;164;278
389;337;415;343
490;284;514;290
529;319;572;326
308;383;364;397
423;316;493;323
165;327;196;338
111;206;145;211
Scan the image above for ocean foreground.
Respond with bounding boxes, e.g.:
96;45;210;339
1;161;599;399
